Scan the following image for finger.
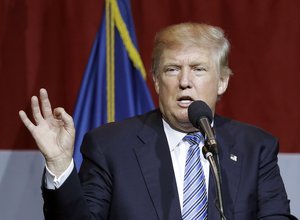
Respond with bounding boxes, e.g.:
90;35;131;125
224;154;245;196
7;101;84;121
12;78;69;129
19;110;36;133
31;96;44;124
54;108;75;134
40;88;53;119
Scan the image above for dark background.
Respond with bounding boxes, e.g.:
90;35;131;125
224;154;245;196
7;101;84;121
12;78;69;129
1;0;299;152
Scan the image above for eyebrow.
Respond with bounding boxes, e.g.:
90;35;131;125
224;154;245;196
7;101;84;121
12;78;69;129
162;62;180;66
162;62;208;66
189;61;209;66
160;63;181;71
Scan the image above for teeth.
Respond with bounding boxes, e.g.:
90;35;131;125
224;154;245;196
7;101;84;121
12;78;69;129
180;100;192;104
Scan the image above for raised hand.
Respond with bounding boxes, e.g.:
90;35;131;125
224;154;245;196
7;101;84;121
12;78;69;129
19;88;75;176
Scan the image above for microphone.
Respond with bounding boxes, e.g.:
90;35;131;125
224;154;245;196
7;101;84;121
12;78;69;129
188;100;226;220
188;100;217;155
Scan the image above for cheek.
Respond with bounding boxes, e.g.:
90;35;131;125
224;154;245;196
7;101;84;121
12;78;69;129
196;77;217;89
194;77;219;97
158;84;177;107
158;78;177;93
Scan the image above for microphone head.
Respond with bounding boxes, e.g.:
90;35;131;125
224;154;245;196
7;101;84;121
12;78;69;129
188;100;213;129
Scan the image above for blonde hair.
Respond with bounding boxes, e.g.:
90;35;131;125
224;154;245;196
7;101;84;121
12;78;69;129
151;22;233;78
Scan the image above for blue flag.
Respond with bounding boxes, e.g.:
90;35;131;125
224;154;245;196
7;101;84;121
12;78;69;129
73;0;154;170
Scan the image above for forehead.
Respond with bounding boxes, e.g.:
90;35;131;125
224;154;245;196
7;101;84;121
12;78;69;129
160;45;214;65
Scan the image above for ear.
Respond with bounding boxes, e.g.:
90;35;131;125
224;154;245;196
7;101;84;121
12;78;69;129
217;75;229;95
152;74;160;95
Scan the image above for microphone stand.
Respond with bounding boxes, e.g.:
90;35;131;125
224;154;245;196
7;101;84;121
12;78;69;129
202;142;226;220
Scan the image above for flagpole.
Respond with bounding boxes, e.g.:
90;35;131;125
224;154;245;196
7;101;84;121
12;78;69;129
106;0;115;123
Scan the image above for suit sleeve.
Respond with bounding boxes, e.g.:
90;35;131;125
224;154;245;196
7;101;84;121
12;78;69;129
42;132;112;220
257;138;297;219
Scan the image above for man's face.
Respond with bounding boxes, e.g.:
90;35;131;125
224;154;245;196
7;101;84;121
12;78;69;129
153;45;229;132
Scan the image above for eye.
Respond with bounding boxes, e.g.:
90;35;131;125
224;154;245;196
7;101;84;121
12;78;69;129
194;66;207;72
164;66;180;75
193;66;207;76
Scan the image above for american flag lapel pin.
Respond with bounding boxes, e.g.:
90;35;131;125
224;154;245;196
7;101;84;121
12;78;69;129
230;154;238;162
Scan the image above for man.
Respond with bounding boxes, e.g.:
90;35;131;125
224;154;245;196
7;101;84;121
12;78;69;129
19;23;296;219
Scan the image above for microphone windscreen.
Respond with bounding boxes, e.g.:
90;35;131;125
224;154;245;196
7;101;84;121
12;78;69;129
188;100;213;128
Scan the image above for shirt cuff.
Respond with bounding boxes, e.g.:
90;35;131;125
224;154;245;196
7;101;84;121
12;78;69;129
44;159;74;189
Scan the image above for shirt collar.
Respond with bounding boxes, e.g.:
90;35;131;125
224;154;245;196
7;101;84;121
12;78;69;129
162;119;187;152
162;118;215;152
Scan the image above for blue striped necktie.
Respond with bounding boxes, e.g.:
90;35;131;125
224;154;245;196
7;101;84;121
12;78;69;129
182;132;208;220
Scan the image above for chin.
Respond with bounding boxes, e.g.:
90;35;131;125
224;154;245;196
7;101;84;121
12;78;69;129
178;115;191;123
175;121;196;133
177;111;189;121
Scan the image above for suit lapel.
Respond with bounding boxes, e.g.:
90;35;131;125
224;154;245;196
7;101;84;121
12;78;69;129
133;111;181;220
208;116;243;219
132;113;243;219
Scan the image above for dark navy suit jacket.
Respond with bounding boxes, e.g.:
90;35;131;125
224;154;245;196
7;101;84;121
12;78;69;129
43;110;296;219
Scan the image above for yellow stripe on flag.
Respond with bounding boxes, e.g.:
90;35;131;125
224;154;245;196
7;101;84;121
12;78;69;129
111;0;147;79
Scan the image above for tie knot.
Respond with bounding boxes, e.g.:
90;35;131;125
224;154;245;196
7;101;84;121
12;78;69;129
183;132;203;146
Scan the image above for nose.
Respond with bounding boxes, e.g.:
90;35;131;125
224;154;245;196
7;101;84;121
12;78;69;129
179;68;191;89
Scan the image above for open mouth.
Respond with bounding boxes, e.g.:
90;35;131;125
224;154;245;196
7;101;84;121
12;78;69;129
177;96;194;106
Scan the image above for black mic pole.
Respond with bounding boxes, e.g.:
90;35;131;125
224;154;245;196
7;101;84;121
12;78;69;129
198;116;226;219
202;142;226;220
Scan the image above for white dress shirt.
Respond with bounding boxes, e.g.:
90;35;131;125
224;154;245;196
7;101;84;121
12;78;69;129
45;159;74;189
162;119;210;211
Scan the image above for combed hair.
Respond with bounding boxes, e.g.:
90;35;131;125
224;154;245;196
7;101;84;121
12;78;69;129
151;22;233;78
